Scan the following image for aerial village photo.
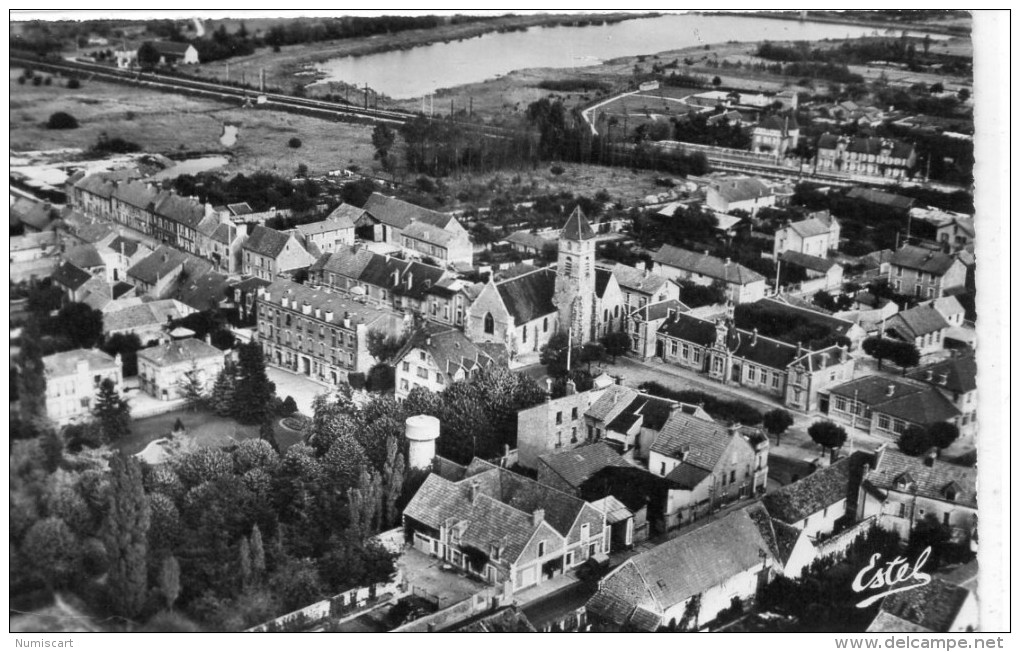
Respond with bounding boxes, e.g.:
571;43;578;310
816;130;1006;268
9;9;1008;638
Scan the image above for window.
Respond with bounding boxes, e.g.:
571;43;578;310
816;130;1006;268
571;407;578;420
771;373;781;389
693;349;701;364
483;312;494;335
436;373;445;385
537;541;546;557
670;341;678;356
416;367;429;379
587;425;593;440
660;462;666;476
571;427;578;443
758;368;767;383
543;317;548;332
877;414;891;430
833;396;847;412
681;343;689;358
402;361;410;372
943;512;951;526
729;470;736;483
555;411;563;425
522;326;527;343
400;379;409;390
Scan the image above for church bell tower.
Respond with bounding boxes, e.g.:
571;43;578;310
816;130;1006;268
554;207;597;344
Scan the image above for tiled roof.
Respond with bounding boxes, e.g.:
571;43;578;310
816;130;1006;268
103;299;188;333
561;207;596;241
226;202;253;216
787;214;836;239
231;277;272;293
847;188;915;211
865;448;976;509
74;174;117;199
656;312;718;345
11;197;53;230
652;244;765;285
608;263;670;296
53;261;93;290
393;323;500;380
107;235;143;258
79;277;114;311
590;495;633;524
43;349;118;378
889;244;959;275
73;222;115;244
867;612;933;633
137;337;222;366
296;216;356;237
752;298;856;337
631;299;689;323
174;271;232;312
10;231;58;252
873;579;970;632
324;203;364;228
828;377;960;425
779;250;839;273
590;504;779;617
503;230;553;251
127;246;187;285
710;177;773;204
402;220;458;246
651;412;736;484
539;442;631;489
455;607;538;633
211;222;236;245
243;225;293;258
585;563;658;630
586;385;638;423
885;304;949;340
113;180;159;211
907;353;976;394
363;192;455;231
63;243;105;269
929;295;965;319
763;451;871;525
261;278;403;332
495;268;557;324
594;267;612;299
311;246;376;279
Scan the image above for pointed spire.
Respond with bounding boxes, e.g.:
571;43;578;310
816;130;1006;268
561;206;596;241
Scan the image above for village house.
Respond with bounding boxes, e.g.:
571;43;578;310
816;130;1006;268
242;225;316;281
926;295;966;328
584;384;687;460
751;113;800;158
403;458;608;593
422;277;478;329
773;212;841;258
11;196;56;233
815;134;917;180
141;40;200;65
102;299;194;342
907;352;977;439
357;192;468;246
652;245;767;304
585;504;781;631
392;322;506;400
608;262;681;316
824;376;961;439
173;270;233;314
293;205;358;256
888;244;968;299
936;216;975;252
502;230;556;258
778;250;844;292
137;335;225;401
627;299;689;359
867;576;978;633
62;243;108;281
883;303;950;355
127;246;212;299
102;235;152;283
536;441;633;497
856;445;977;546
256;278;407;384
400;220;474;265
111;180;160;237
52;261;96;303
70;174;118;222
704;177;776;216
198;219;245;274
648;410;769;528
754;296;867;350
42;349;123;425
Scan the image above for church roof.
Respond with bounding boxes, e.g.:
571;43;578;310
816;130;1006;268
561;207;596;241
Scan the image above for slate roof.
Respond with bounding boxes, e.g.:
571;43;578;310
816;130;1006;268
103;299;188;334
594;267;612;299
63;244;105;269
779;250;840;273
907;353;976;394
226;202;253;216
243;225;293;258
865;447;976;509
890;244;960;275
324;203;364;228
609;263;670;296
174;271;232;312
363;192;456;231
539;442;632;489
78;277;114;311
750;298;858;338
137;337;222;366
762;451;871;525
53;261;93;290
561;207;596;241
847;188;916;211
652;411;734;476
588;504;779;622
262;278;404;332
872;579;971;632
631;299;689;323
495;268;557;324
828;376;960;425
357;256;448;301
107;235;143;258
885;304;949;340
727;327;802;370
127;246;187;285
402;220;457;246
710;177;773;204
297;215;357;237
656;311;718;345
74;174;117;198
652;244;765;285
393;323;500;379
113;180;159;211
11;197;53;230
43;349;118;378
757;114;794;131
607;395;677;434
211;222;237;245
504;230;554;251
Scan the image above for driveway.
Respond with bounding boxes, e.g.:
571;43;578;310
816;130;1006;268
267;366;335;416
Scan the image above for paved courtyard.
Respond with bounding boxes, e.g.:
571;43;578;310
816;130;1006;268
267;366;336;415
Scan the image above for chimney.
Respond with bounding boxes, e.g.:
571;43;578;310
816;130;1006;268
532;508;545;526
704;250;710;257
925;369;934;381
425;335;432;346
887;384;895;397
924;450;937;467
406;272;413;290
205;333;211;345
565;379;576;395
468;482;479;503
820;353;828;369
840;344;848;363
614;374;623;386
796;341;803;357
830;446;840;465
751;328;758;346
938;373;948;386
725;257;731;266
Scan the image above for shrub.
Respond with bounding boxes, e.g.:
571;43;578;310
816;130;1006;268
637;381;763;426
47;111;79;130
550;165;565;176
32;75;43;86
288;137;302;148
44;77;52;86
279;396;298;416
808;420;848;451
67;78;81;89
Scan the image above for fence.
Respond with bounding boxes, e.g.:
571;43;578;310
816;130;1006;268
392;584;508;633
247;576;404;632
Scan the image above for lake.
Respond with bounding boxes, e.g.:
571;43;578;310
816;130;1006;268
313;13;944;100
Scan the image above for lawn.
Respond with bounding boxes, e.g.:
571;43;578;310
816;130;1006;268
119;407;305;457
10;68;379;177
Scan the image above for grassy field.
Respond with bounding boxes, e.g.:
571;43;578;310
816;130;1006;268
118;407;303;456
10;68;379;177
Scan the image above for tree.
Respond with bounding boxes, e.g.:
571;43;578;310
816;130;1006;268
928;422;960;450
16;331;47;420
137;42;161;69
269;558;324;613
232;342;276;425
92;379;131;442
371;124;396;168
102;332;143;377
898;424;931;456
601;331;631;363
178;364;206;411
365;329;408;363
580;341;605;371
51;303;104;349
210;362;238;416
22;517;81;589
712;76;722;87
288;137;302;149
929;82;944;94
250;525;266;581
886;341;920;374
862;336;890;369
280;396;298;416
957;88;970;102
46;112;79;130
159;555;182;610
239;537;253;588
808;420;847;452
105;455;151;618
763;409;794;446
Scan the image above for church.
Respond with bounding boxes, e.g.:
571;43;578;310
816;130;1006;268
465;208;624;357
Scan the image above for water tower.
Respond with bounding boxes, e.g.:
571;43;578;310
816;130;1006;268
405;415;440;471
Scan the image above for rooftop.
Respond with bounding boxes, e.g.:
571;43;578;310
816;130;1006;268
44;348;118;378
243;225;294;259
538;442;632;489
561;206;596;241
709;177;773;204
890;244;961;276
864;447;976;509
828;376;960;425
137;337;222;366
652;244;765;285
885;304;950;339
495;267;558;324
763;451;871;525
